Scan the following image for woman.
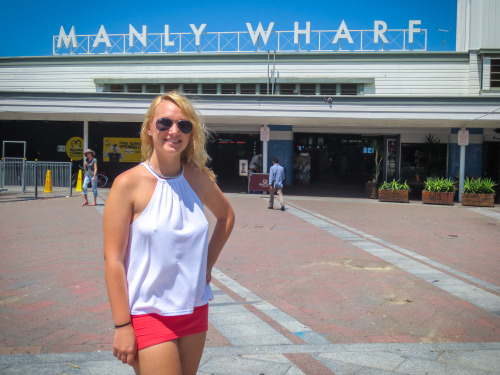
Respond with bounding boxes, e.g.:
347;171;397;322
104;92;235;374
82;149;98;206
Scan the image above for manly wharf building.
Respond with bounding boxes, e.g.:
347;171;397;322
0;0;499;197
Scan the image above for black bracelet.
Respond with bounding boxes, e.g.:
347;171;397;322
114;321;132;329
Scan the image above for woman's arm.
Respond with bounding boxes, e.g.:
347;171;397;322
103;173;136;366
92;160;98;180
203;176;235;284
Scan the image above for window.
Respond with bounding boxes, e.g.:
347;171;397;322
221;84;237;94
109;84;124;93
127;84;143;93
145;84;161;93
260;83;270;95
202;84;217;94
320;84;337;95
163;83;179;92
102;81;362;96
491;58;500;88
240;84;256;94
182;84;198;94
340;84;357;95
279;83;296;95
300;84;316;95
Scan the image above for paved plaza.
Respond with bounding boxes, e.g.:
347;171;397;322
0;189;499;374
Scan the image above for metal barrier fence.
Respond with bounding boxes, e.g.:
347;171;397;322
0;158;73;199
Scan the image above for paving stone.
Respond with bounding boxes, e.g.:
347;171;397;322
1;193;500;374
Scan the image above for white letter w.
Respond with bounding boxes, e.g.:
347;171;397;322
246;22;274;46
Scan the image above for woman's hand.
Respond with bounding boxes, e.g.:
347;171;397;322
113;324;137;366
206;265;213;284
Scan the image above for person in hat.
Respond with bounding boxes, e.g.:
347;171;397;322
104;92;234;374
82;148;98;206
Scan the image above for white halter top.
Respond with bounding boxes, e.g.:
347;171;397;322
126;162;212;316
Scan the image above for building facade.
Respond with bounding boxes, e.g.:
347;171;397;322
1;0;499;195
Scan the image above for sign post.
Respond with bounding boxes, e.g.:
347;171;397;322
260;125;270;173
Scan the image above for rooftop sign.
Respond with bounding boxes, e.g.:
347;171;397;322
53;21;426;55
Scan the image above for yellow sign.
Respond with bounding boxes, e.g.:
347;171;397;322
103;137;142;163
66;137;84;161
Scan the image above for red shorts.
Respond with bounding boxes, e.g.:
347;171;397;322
131;304;209;350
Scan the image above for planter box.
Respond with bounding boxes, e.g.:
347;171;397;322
422;191;454;205
378;189;409;203
365;181;378;199
462;193;495;207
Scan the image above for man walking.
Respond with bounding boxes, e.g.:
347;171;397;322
268;157;285;211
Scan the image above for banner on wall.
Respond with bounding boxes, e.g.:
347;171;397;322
239;159;248;176
103;137;142;163
66;136;84;161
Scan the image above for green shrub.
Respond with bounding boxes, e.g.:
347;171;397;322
462;177;497;194
423;177;456;193
379;179;411;191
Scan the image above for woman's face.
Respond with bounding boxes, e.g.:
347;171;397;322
148;100;191;158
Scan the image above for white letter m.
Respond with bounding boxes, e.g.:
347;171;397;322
57;26;77;49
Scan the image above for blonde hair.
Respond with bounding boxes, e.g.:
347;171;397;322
140;92;215;180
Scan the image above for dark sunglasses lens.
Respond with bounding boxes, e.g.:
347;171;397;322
178;120;193;134
156;118;173;131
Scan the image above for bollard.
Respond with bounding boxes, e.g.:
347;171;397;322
44;169;54;193
75;169;83;192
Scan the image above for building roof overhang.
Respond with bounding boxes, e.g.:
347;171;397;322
0;92;499;131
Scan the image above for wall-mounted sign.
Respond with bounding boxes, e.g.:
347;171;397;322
458;129;469;146
54;21;426;55
66;136;83;160
260;126;270;142
103;137;141;163
239;159;249;176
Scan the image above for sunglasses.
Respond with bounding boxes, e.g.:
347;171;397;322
155;117;193;135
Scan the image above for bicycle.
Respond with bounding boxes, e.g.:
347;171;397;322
72;168;108;188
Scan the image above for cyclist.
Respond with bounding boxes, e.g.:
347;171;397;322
82;149;98;206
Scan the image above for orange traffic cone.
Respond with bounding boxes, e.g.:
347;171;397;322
75;169;83;192
44;170;54;193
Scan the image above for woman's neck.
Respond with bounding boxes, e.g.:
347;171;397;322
149;153;182;177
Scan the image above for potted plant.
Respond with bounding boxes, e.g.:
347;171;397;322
461;177;497;207
422;177;456;205
366;139;383;199
378;179;411;203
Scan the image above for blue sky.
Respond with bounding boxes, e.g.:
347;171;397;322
1;0;457;57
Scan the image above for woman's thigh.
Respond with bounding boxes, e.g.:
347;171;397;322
178;331;207;375
134;340;181;375
82;175;90;193
133;332;206;375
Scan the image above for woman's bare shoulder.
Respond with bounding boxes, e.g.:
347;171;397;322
114;164;146;184
185;164;213;179
184;164;213;186
109;164;152;196
183;164;214;202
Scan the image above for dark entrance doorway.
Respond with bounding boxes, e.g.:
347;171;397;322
207;132;260;192
483;141;500;203
293;133;380;197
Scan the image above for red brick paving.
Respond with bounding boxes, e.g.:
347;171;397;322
284;353;336;375
1;192;499;356
214;195;500;344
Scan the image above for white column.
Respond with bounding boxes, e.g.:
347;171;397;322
263;139;268;173
459;144;466;203
83;120;89;167
261;125;270;173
